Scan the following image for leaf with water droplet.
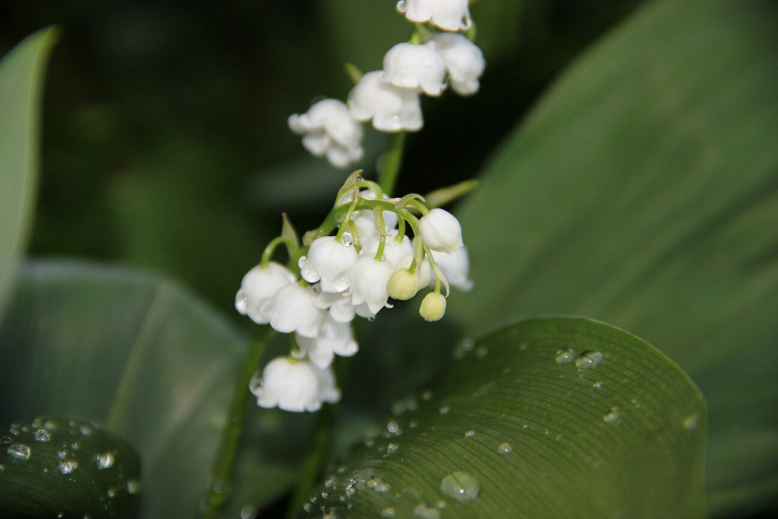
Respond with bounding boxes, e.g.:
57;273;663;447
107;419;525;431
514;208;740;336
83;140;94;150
0;417;140;518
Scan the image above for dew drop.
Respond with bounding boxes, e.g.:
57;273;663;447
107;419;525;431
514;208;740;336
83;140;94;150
374;481;391;493
475;346;488;358
340;233;354;247
6;443;31;460
421;390;432;401
440;471;480;502
107;487;117;499
575;351;604;371
413;504;441;519
382;507;396;517
345;483;356;497
592;381;604;390
602;407;620;424
498;442;513;455
439;406;450;415
0;436;12;445
387;421;399;434
240;505;258;519
79;425;93;437
461;339;475;351
58;460;77;474
387;443;399;454
127;479;142;495
555;349;576;364
33;429;50;442
95;452;115;470
683;414;700;431
464;430;476;438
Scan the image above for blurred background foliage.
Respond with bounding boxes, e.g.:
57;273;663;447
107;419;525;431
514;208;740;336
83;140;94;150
0;0;642;321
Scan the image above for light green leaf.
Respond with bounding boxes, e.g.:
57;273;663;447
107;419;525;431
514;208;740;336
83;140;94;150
449;0;778;514
0;28;58;319
0;417;140;518
306;318;706;518
0;261;303;518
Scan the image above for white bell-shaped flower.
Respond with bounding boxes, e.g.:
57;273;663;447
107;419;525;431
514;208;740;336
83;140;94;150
428;246;473;291
338;189;399;243
288;99;365;168
315;290;357;323
260;283;323;338
397;253;432;288
349;71;423;132
336;255;394;314
251;357;340;412
397;0;471;32
431;33;485;96
293;315;358;369
361;232;413;269
235;262;296;324
382;42;447;97
419;208;463;253
299;236;358;293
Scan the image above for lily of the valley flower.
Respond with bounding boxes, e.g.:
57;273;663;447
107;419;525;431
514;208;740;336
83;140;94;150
431;33;486;96
336;255;394;314
349;71;423;132
429;246;473;291
299;236;358;293
260;283;322;338
235;262;296;324
251;357;340;412
419;291;447;322
382;42;447;97
396;0;471;32
288;99;364;169
419;208;464;253
315;290;357;324
361;232;414;269
294;314;358;369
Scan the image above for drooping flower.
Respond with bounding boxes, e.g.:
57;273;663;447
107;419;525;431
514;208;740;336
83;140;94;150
419;292;447;322
315;290;357;323
361;232;414;269
382;42;447;97
335;255;394;314
396;0;471;32
396;252;432;286
299;236;358;293
348;71;423;132
419;208;464;253
235;262;296;324
431;33;485;96
428;246;473;291
288;99;364;168
260;283;323;338
294;314;359;369
251;357;340;412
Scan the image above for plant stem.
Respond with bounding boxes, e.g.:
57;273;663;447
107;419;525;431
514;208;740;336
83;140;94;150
203;327;271;519
285;358;351;519
378;132;407;196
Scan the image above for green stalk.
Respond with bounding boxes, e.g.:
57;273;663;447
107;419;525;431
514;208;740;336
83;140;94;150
203;327;272;519
378;132;407;196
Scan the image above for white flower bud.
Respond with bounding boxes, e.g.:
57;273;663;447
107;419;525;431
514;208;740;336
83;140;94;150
251;357;340;413
419;208;464;253
382;42;447;97
428;246;473;291
260;283;323;338
397;0;471;32
387;268;420;300
288;98;364;168
299;236;358;293
293;314;358;369
235;262;296;324
431;33;485;96
337;256;394;314
419;292;447;322
349;71;423;132
361;232;413;269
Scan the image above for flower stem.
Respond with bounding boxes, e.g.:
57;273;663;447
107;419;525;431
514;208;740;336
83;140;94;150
203;327;271;519
378;132;407;197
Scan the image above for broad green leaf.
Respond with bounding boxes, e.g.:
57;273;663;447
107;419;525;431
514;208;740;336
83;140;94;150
0;261;304;518
0;28;57;319
449;0;778;514
306;318;706;518
0;417;140;518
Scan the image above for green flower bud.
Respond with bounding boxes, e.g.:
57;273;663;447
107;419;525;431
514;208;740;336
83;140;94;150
419;292;446;322
387;268;419;300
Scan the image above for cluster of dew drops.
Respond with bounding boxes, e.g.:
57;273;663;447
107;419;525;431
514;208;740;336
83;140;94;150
1;417;141;515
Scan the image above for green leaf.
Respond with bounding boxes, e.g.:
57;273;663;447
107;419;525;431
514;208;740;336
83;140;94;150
449;0;778;514
305;318;706;518
0;417;140;519
0;28;58;319
0;261;303;518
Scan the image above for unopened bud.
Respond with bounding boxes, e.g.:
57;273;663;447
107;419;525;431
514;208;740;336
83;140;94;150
387;269;419;300
419;292;446;322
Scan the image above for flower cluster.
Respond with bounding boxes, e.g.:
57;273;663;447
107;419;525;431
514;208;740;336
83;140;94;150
236;177;472;412
288;0;486;168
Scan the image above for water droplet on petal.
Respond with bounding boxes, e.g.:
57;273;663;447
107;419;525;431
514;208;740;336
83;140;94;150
555;349;576;364
440;471;480;502
6;443;30;460
575;351;604;371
